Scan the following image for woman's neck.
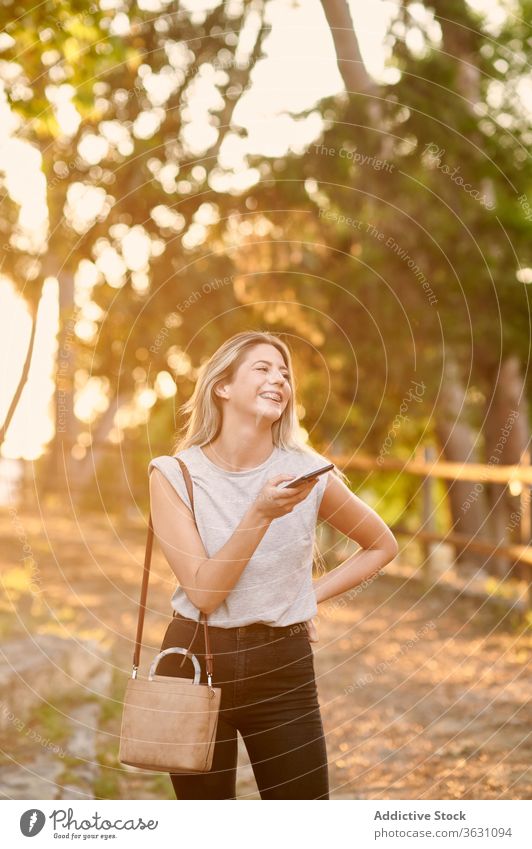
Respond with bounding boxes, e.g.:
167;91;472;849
201;431;275;472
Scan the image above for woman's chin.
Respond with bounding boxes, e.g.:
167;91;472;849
254;401;283;422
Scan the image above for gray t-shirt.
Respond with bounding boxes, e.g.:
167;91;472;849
148;443;331;627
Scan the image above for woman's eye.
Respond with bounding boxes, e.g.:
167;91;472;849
257;365;290;381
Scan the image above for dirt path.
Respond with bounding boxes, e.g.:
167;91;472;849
1;506;530;800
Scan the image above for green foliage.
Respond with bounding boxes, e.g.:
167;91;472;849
1;0;531;534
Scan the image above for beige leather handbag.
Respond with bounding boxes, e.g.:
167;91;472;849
119;458;221;773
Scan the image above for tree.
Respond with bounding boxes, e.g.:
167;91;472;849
221;0;532;574
0;0;270;500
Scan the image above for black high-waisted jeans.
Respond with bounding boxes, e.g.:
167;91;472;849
156;611;329;800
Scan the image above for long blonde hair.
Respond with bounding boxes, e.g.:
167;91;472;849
172;330;348;576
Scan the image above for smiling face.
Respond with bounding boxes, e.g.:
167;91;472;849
214;342;292;424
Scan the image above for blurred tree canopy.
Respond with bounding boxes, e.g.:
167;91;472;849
1;0;531;561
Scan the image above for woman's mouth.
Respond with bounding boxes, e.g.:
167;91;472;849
259;392;282;404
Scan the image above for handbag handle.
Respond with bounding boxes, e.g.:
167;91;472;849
132;457;214;691
148;647;202;683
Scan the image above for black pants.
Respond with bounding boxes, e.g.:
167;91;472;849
156;611;330;799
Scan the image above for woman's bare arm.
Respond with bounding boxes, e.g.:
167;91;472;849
313;474;399;605
149;467;318;615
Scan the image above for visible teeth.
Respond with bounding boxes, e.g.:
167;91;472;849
260;393;281;401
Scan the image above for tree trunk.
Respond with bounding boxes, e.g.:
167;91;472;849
483;356;530;579
319;0;377;96
0;288;43;450
434;358;490;577
42;271;77;497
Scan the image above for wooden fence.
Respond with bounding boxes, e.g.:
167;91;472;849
9;442;532;574
333;448;532;570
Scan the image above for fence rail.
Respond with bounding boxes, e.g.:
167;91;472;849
334;453;532;485
8;445;531;574
334;449;531;578
390;525;532;567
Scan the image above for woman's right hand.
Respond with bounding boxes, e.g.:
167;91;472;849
253;474;319;521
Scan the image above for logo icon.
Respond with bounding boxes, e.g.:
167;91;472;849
20;809;46;837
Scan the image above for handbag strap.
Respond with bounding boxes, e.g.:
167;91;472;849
132;457;214;688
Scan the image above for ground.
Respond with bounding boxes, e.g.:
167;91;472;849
0;505;530;800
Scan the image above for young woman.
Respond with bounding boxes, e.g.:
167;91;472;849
149;330;398;800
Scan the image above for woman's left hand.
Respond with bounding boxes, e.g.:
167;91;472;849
305;617;319;642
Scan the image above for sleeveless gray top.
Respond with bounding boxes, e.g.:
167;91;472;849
148;443;331;627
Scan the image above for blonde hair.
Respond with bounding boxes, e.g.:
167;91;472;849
172;330;349;578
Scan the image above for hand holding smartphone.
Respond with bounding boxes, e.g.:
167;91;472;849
254;465;334;522
277;463;334;489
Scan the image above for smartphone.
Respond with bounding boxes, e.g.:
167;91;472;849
278;463;334;489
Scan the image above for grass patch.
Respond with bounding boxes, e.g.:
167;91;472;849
99;665;128;725
58;768;87;788
30;702;71;746
60;754;85;770
93;770;120;799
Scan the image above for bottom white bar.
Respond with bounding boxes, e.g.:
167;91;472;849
4;799;530;849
